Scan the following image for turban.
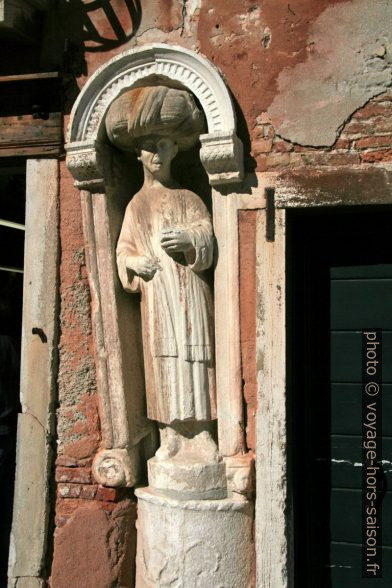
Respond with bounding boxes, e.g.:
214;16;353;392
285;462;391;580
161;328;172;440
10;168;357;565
105;86;205;151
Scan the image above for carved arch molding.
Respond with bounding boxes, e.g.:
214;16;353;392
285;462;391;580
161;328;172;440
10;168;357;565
66;44;244;487
67;44;243;188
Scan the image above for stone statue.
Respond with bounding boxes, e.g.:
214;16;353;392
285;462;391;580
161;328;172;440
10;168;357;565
105;86;220;474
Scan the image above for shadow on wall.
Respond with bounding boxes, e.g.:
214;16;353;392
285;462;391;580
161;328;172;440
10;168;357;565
81;0;142;52
55;0;142;111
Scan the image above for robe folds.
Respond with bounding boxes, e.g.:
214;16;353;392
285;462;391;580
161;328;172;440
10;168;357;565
116;185;216;425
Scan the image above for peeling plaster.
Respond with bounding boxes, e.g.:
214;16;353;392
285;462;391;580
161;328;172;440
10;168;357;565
268;0;392;147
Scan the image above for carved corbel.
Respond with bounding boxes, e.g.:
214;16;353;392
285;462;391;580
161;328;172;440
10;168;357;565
200;131;244;186
65;141;105;192
93;447;139;487
226;454;255;500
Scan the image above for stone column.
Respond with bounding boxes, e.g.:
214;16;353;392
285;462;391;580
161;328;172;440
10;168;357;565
135;488;253;588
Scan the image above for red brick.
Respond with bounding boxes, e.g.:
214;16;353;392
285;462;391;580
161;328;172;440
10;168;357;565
329;152;361;165
252;138;273;154
255;112;272;125
361;149;392;163
266;152;290;168
372;118;392;134
64;436;100;461
354;102;392;120
57;483;82;499
343;117;392;137
80;485;98;500
334;138;351;150
342;121;374;136
56;455;94;468
373;92;392;102
56;455;79;467
272;139;294;153
293;144;312;152
256;154;268;172
300;152;360;166
355;135;392;150
289;153;305;168
95;486;120;502
254;124;275;140
56;467;92;484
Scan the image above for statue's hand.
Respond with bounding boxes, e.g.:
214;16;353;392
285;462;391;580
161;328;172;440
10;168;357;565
126;255;161;282
160;228;193;254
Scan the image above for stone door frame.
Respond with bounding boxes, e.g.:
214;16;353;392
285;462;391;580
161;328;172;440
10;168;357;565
255;167;392;587
8;159;59;587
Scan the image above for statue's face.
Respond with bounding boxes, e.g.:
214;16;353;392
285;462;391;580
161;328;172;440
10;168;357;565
137;137;178;178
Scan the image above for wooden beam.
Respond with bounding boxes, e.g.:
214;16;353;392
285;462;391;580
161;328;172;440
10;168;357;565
0;72;60;83
0;112;62;157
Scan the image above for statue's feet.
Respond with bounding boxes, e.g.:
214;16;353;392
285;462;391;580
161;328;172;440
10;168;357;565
155;423;220;464
155;444;177;461
148;426;226;499
173;429;220;464
196;430;220;463
155;426;179;461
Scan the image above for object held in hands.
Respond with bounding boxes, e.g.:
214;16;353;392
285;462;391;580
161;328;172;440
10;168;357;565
160;227;193;254
126;255;162;281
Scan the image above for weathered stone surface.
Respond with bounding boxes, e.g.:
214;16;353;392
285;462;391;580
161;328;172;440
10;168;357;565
9;159;59;585
105;83;221;470
8;414;51;580
275;167;392;208
148;457;227;500
226;454;255;501
239;210;257;452
255;209;289;587
93;448;138;488
19;159;59;433
66;45;243;188
10;577;45;588
268;0;392;146
135;488;254;588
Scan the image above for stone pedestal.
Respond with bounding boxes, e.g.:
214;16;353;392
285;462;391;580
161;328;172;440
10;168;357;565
135;487;253;588
148;456;227;500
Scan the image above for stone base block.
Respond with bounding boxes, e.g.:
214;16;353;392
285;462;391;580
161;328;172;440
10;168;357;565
148;456;226;500
135;487;254;588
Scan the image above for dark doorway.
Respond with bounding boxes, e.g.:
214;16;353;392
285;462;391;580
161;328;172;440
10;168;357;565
0;162;25;587
288;207;392;587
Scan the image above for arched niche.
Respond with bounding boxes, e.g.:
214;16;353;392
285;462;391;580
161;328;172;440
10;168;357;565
65;44;245;488
66;43;243;189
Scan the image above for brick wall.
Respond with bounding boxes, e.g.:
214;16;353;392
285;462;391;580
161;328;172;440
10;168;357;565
253;91;392;171
50;162;137;586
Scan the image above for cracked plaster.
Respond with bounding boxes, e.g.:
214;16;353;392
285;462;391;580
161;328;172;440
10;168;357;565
268;0;392;146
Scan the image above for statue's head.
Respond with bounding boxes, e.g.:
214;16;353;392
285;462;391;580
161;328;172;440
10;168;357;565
105;85;205;155
134;136;178;179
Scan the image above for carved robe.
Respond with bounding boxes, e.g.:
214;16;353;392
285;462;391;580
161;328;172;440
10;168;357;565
117;186;216;425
